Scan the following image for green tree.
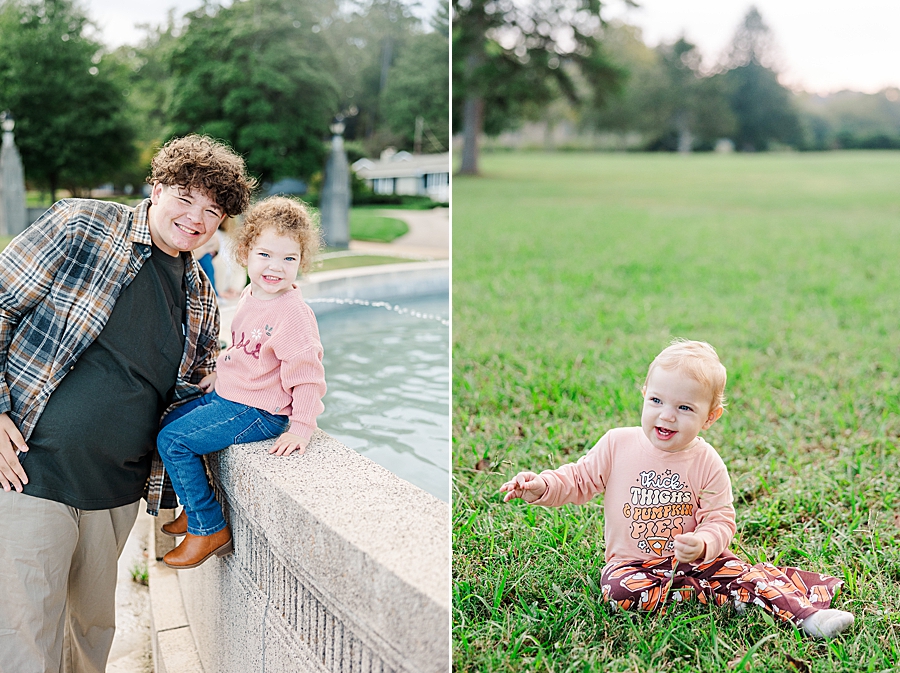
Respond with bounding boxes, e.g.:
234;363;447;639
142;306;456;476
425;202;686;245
104;17;182;191
647;38;735;151
0;0;137;199
589;27;734;151
165;0;341;184
380;30;449;151
719;7;801;151
452;0;623;175
109;15;180;147
322;0;424;151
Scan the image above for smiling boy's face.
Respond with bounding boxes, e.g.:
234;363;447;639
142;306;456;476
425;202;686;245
641;366;723;453
148;183;225;256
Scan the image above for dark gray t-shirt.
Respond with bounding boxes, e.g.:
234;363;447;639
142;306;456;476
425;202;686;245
23;244;186;509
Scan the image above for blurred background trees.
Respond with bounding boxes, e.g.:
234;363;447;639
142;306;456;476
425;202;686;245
454;3;900;160
165;0;341;183
452;0;623;174
718;7;801;151
0;0;447;198
0;0;136;200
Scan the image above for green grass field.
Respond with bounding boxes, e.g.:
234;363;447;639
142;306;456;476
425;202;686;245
453;151;900;672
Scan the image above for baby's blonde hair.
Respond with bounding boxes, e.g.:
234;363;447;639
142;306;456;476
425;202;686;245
644;339;727;413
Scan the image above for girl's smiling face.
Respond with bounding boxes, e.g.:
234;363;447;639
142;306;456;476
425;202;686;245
641;366;722;452
246;228;303;300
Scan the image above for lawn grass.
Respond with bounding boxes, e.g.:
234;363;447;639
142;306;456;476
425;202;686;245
312;254;417;272
349;208;409;242
453;151;900;672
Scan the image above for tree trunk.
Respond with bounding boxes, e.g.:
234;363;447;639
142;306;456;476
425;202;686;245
458;94;483;175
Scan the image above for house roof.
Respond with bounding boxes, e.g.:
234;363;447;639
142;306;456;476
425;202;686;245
352;150;450;179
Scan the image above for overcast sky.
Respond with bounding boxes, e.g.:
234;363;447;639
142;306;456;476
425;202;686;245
83;0;898;95
604;0;900;95
83;0;441;48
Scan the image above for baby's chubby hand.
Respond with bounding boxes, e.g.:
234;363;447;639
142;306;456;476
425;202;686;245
673;532;706;564
499;471;547;503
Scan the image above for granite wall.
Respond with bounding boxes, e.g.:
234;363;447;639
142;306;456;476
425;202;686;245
172;431;449;673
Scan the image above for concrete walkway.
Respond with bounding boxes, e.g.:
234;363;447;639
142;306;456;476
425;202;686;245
108;508;154;673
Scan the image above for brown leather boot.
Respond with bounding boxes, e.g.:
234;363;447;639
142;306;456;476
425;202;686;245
161;510;187;537
162;527;233;569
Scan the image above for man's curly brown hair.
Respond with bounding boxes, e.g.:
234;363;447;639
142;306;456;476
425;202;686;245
234;197;321;274
148;134;256;217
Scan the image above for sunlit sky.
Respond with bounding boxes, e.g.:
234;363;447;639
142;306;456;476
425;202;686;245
83;0;441;48
604;0;900;95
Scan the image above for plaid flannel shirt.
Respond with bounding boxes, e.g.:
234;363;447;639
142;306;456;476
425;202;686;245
0;198;219;514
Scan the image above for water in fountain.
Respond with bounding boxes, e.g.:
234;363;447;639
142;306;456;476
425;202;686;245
314;294;449;501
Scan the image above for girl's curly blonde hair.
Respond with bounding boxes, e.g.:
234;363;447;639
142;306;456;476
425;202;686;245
148;134;256;217
234;196;321;273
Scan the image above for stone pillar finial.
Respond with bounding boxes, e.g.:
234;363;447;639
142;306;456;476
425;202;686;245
0;110;27;237
320;116;350;250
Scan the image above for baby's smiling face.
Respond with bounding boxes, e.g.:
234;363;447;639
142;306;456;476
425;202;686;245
641;367;722;453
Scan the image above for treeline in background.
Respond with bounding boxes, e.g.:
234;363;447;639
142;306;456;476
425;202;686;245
453;1;900;172
0;0;449;202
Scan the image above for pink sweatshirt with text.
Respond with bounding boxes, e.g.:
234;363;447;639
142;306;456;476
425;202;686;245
534;427;736;564
214;286;326;442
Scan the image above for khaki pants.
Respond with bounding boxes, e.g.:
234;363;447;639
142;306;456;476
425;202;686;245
0;490;139;673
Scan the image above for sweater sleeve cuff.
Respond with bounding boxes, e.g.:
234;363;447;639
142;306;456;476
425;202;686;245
287;421;316;443
695;530;727;563
529;471;557;506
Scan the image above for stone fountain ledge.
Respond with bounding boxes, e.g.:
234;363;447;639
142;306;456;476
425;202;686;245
148;260;450;673
149;431;449;673
298;259;449;312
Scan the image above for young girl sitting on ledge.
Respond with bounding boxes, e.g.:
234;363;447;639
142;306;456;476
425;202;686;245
157;196;326;569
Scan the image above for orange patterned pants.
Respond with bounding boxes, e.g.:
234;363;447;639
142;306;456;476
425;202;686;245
600;552;843;625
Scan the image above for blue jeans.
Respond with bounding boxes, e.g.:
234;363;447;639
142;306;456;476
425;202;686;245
157;391;289;535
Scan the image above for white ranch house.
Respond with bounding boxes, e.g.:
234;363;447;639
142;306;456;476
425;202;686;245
352;149;449;203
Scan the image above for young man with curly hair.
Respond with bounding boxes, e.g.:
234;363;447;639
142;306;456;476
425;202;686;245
0;134;255;673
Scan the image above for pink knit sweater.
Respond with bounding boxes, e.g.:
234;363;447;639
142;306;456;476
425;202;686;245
534;427;736;564
214;286;326;442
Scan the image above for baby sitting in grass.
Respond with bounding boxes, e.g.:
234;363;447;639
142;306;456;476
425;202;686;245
500;339;854;639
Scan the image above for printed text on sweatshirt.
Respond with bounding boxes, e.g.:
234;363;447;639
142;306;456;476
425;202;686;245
534;427;736;563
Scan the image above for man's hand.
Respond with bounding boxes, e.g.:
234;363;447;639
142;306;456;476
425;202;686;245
269;432;308;457
499;471;547;503
198;372;217;393
673;532;706;564
0;412;28;492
